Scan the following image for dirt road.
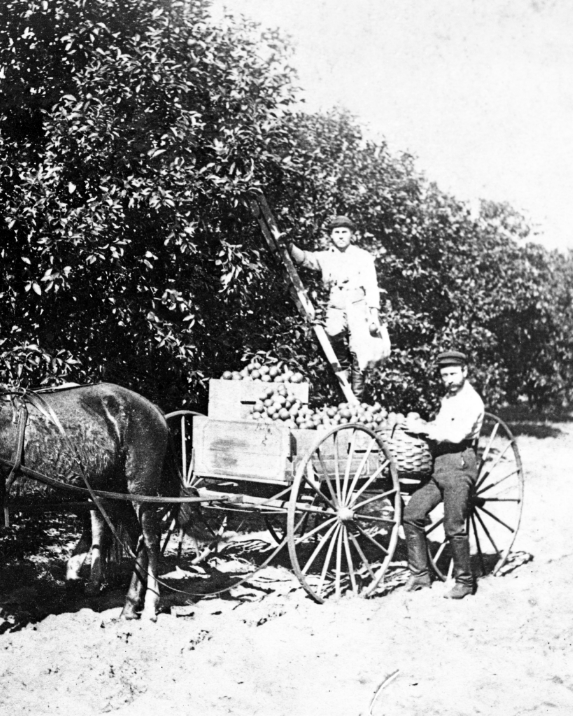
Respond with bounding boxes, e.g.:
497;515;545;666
1;420;572;715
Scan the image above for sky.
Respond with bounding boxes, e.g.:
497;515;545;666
211;0;573;252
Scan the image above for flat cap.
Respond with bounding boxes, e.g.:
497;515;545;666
436;350;467;368
327;215;357;232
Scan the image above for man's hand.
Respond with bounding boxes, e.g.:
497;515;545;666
404;414;429;435
369;308;381;336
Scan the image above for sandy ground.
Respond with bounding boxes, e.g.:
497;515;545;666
1;419;572;716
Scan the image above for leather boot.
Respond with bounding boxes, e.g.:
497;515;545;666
403;524;431;591
444;536;474;599
404;573;432;592
351;357;366;402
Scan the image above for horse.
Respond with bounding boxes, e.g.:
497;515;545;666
0;382;183;621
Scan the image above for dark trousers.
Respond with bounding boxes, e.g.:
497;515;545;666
403;447;478;585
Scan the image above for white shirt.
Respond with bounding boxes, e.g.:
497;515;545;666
426;381;484;444
299;244;380;309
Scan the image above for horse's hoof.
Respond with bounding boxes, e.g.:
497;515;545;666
141;610;158;623
85;583;104;597
120;607;140;621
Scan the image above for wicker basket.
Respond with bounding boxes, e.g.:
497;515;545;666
378;425;433;478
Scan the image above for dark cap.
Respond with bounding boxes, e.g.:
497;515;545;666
436;350;467;368
327;215;357;232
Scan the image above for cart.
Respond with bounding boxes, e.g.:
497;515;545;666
166;384;524;603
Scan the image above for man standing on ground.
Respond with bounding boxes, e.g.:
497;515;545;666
289;216;390;401
401;350;485;599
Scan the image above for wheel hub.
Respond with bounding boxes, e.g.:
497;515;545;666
338;506;355;522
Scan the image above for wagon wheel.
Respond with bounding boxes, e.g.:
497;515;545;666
164;410;228;558
165;410;205;488
426;412;524;580
287;424;401;603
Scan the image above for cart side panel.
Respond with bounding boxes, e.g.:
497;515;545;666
193;416;292;483
208;379;309;421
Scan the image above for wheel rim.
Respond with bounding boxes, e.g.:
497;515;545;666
287;424;401;603
427;412;524;580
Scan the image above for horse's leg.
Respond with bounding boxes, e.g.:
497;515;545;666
66;512;91;587
140;507;161;622
121;536;147;620
86;509;108;595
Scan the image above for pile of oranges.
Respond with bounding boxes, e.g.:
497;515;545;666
249;383;407;432
221;359;304;384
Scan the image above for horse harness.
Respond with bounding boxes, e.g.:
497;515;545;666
0;386;219;528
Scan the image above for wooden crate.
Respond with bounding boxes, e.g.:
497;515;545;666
193;415;292;483
208;378;309;421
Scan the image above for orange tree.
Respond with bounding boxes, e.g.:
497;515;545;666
0;0;299;408
1;1;571;413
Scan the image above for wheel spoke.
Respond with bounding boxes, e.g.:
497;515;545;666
353;522;389;555
351;461;388;504
316;452;339;508
301;520;340;575
480;497;521;503
353;513;396;525
318;524;341;592
474;508;501;556
291;503;338;519
353;487;397;511
346;436;378;498
477;468;521;496
477;441;514;489
335;528;343;597
433;539;448;563
425;516;444;536
333;433;342;502
181;416;188;482
301;464;337;512
294;515;338;546
342;428;358;503
338;530;357;593
349;533;376;579
471;512;486;575
477;504;516;534
447;556;454;579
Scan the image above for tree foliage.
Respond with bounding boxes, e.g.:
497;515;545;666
1;0;571;414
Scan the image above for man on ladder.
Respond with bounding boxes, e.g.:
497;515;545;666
288;216;390;401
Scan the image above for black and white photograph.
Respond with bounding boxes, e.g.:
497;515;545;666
1;1;572;714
